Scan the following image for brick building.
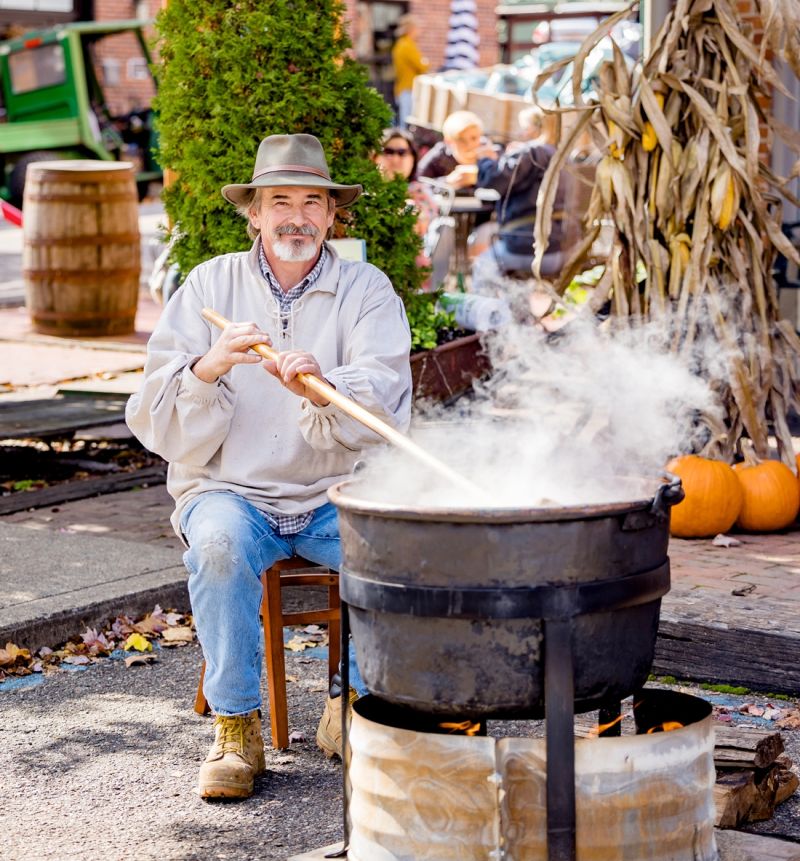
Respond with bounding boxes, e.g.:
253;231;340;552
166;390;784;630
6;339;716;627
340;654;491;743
1;0;795;215
341;0;499;106
91;0;160;116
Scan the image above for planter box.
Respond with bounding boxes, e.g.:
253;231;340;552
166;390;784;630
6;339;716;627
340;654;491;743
410;332;491;404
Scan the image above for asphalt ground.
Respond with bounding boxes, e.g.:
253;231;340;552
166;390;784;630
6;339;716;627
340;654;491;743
2;635;799;861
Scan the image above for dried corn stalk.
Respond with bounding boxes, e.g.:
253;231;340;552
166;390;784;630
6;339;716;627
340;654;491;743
533;0;800;466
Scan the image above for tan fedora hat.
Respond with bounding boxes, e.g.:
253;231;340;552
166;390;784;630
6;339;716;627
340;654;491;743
222;134;362;208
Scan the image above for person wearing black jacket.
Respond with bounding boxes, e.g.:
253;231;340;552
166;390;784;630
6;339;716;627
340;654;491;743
471;139;568;290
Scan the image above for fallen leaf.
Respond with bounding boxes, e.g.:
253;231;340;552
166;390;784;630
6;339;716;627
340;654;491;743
285;675;299;683
0;642;31;667
81;627;113;652
301;625;325;635
161;626;194;643
63;655;91;665
712;534;741;547
133;615;168;636
111;616;135;638
285;636;314;652
763;708;783;721
288;730;306;743
123;633;153;653
732;583;756;596
125;653;157;668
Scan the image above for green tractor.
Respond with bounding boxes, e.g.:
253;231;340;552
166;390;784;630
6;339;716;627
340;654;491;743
0;19;161;208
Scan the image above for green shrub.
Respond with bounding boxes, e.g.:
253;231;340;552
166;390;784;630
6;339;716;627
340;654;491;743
153;0;446;349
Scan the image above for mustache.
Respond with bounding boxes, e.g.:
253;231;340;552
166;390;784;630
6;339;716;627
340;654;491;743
275;224;320;237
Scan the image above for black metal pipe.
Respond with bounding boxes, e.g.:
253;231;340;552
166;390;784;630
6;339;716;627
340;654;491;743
325;603;350;860
544;618;577;861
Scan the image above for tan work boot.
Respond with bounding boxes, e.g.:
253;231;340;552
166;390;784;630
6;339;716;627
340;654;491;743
198;709;266;799
316;688;359;760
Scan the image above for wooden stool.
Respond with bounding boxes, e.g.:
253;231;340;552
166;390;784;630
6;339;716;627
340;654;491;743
193;557;341;749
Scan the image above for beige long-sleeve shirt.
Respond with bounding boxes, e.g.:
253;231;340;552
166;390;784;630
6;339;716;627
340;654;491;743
125;241;412;539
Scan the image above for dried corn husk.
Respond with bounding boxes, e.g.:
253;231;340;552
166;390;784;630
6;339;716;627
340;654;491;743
532;0;800;468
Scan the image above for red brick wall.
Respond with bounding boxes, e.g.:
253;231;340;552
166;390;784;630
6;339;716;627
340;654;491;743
342;0;499;70
92;0;501;116
412;0;498;70
93;0;160;116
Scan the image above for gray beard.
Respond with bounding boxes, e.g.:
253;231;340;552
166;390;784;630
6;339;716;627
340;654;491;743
272;236;319;262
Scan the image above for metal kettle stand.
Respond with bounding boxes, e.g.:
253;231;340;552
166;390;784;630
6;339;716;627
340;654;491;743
327;559;670;861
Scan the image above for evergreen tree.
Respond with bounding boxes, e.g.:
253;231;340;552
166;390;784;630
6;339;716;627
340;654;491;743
153;0;449;349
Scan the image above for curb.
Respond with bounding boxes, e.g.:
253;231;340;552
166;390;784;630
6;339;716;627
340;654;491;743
0;579;189;654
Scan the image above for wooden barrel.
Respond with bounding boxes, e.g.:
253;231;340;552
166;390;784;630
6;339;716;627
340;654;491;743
23;160;140;337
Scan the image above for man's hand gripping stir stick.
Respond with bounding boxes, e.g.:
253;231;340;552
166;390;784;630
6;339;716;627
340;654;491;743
201;307;489;502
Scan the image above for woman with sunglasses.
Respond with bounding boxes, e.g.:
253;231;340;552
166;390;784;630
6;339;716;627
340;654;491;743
374;128;454;291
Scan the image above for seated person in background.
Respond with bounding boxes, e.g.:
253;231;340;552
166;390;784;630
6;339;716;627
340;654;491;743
467;105;554;258
417;110;500;193
504;105;559;155
374;127;455;291
470;108;568;292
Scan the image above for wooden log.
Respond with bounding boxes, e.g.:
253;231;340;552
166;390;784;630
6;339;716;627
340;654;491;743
715;762;799;827
714;770;759;828
655;610;800;697
775;765;800;805
713;726;785;769
0;464;167;514
715;829;800;861
750;764;782;821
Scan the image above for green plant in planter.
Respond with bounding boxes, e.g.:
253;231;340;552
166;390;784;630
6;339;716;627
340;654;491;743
153;0;451;350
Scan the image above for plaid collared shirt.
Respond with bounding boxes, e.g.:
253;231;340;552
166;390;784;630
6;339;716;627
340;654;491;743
265;509;314;536
256;241;328;536
258;240;328;315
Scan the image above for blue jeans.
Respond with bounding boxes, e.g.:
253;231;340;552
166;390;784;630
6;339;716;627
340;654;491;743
396;89;413;129
181;491;362;716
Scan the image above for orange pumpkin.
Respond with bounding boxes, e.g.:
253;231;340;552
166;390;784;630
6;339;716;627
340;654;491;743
796;453;800;497
665;455;742;538
734;444;800;532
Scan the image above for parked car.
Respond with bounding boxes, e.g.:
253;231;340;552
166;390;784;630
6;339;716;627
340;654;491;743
0;19;161;208
485;41;582;98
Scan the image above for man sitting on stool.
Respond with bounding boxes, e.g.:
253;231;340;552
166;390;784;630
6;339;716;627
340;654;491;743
126;134;412;799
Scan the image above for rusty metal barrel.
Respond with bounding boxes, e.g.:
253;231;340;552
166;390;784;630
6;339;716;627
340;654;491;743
347;691;718;861
22;160;140;337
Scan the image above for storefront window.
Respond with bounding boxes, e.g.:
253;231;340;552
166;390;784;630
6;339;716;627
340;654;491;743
354;0;408;104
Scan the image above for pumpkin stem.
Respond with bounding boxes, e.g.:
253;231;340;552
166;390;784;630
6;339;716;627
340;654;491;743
740;438;760;467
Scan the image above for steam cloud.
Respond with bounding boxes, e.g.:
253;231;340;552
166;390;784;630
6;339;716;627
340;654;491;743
354;317;723;510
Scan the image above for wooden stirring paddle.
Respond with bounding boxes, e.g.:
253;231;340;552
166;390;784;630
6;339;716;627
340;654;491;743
201;307;489;501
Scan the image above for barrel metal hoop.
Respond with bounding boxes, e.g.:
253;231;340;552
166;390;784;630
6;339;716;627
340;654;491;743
340;561;670;621
24;234;140;247
24;268;140;282
24;192;136;203
30;308;136;322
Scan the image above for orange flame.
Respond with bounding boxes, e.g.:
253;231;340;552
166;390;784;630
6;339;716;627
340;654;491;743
439;720;481;736
646;721;684;734
589;713;625;737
